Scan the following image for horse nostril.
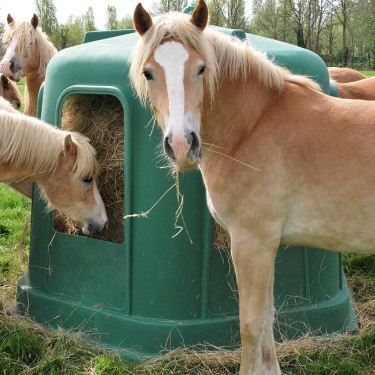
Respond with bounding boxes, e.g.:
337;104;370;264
164;136;176;160
9;61;14;71
190;131;200;155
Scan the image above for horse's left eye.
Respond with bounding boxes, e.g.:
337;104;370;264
198;65;206;75
143;70;153;80
81;177;93;184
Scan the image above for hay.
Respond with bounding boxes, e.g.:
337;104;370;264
56;94;124;243
214;222;230;249
55;93;228;247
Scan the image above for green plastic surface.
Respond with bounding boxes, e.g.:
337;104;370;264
17;28;356;360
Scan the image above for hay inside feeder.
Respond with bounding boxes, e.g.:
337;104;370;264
55;94;124;243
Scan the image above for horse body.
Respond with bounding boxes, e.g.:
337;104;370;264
0;109;107;236
131;2;375;374
328;67;366;83
336;76;375;99
1;14;57;116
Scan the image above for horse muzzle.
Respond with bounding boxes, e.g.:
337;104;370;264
1;61;22;82
164;130;201;171
83;219;108;236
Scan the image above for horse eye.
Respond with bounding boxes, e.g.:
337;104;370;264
143;70;153;81
198;65;206;75
81;176;93;184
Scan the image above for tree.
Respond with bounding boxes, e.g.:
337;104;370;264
330;0;359;66
157;0;188;13
106;5;118;30
35;0;58;35
117;16;134;29
208;0;247;29
82;6;96;33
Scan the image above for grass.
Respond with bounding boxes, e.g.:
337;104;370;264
359;70;375;78
0;182;374;374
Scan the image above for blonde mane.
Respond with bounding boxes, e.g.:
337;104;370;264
130;13;320;105
3;20;57;77
0;110;98;178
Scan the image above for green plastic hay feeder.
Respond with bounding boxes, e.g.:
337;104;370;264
17;24;356;360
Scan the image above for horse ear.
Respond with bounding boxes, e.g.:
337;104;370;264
190;0;209;31
31;14;39;29
1;75;9;89
64;134;76;155
7;14;14;25
133;3;153;36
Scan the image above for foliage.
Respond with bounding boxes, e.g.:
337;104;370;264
35;0;58;35
208;0;248;30
106;5;118;31
250;0;375;67
82;6;96;33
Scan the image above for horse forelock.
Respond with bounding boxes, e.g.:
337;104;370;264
3;20;57;76
70;133;99;179
130;13;218;106
0;110;97;178
129;13;321;104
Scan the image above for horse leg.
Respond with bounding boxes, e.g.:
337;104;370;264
231;233;280;375
260;261;280;374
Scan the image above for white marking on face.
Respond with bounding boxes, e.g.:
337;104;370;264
154;41;189;136
93;182;108;222
3;37;18;61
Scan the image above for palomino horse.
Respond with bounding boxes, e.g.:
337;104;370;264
131;2;375;374
335;76;375;100
328;67;366;83
1;14;57;117
0;74;22;110
0;103;108;236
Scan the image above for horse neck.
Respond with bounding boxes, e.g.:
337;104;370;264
24;73;44;116
201;74;276;165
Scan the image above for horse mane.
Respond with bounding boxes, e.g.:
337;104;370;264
0;95;19;113
0;109;98;178
130;13;320;106
2;19;57;77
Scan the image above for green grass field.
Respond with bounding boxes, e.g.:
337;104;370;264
359;70;375;78
1;72;374;373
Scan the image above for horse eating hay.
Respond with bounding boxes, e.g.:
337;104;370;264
131;1;375;374
55;94;124;243
1;14;57;117
0;74;22;110
0;107;108;236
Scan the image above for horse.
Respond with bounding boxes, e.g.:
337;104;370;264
1;14;57;117
0;105;108;236
130;2;375;374
335;76;375;100
328;67;366;83
0;74;22;110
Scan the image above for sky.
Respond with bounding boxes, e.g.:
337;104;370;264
0;0;156;30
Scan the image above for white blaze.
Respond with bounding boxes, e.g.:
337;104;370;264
3;37;18;62
154;41;189;137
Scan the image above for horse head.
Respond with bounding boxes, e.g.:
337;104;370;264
0;74;22;110
132;0;209;171
41;133;108;236
1;14;41;81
